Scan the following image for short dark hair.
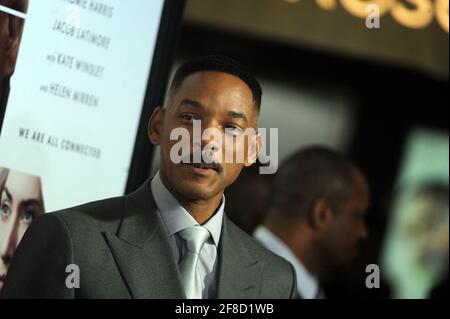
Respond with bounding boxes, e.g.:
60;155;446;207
169;55;262;111
269;146;356;218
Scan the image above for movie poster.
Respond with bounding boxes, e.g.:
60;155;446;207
0;0;165;289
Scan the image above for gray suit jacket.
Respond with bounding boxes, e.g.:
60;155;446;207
0;179;297;299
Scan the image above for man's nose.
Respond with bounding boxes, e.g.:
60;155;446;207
199;124;222;152
202;138;220;152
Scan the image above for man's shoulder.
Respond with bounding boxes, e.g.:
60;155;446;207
41;195;126;234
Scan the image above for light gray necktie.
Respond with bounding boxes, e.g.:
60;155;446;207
178;225;211;299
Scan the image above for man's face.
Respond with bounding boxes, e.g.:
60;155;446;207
149;71;260;202
322;169;370;266
0;171;45;290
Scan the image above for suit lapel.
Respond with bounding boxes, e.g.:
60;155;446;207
102;180;264;299
216;217;264;299
103;179;185;299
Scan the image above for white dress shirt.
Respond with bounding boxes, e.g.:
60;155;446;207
254;225;324;299
151;171;224;299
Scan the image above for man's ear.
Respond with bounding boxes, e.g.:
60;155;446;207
148;106;164;145
4;14;26;77
244;132;262;167
309;198;334;233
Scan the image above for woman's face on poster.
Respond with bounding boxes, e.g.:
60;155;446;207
0;170;44;290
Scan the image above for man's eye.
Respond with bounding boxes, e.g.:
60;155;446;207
225;126;244;136
1;203;11;218
21;210;35;224
180;114;196;122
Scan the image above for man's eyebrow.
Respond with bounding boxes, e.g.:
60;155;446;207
179;99;248;123
227;111;248;123
179;99;204;109
2;187;12;201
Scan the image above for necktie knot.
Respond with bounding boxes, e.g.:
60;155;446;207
177;225;210;299
178;225;210;255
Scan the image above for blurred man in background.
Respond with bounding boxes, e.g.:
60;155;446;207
225;165;274;234
254;146;370;299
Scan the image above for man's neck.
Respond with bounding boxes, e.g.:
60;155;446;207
158;171;223;225
180;195;223;225
265;220;320;275
294;241;320;276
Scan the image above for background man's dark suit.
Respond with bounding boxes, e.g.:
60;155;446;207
0;179;297;298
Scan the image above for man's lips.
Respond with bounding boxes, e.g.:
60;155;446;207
186;162;220;176
191;162;216;170
186;161;222;173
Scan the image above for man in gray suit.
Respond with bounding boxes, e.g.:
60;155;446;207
0;55;297;299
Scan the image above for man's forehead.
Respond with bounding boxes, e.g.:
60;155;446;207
176;71;253;98
345;168;370;211
168;72;257;118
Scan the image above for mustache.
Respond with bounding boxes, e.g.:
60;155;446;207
180;153;223;173
189;161;223;173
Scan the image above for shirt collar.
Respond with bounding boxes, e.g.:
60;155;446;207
254;225;320;299
151;171;224;246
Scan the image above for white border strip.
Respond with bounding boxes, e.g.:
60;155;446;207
0;4;27;19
